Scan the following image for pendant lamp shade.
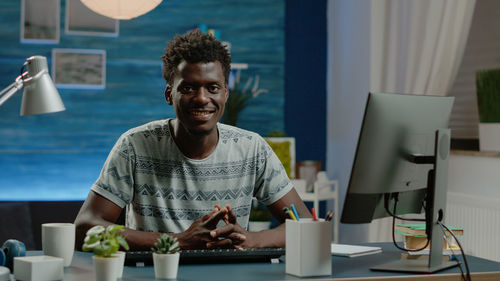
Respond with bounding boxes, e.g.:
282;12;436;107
81;0;163;20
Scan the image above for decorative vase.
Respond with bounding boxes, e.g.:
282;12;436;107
92;255;120;281
479;123;500;152
153;252;180;279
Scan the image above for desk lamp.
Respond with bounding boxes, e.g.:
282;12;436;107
0;55;65;115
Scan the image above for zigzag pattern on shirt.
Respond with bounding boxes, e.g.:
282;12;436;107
132;204;251;220
135;154;265;180
219;127;254;144
134;184;254;200
106;167;131;185
258;179;291;202
95;182;132;203
142;126;171;141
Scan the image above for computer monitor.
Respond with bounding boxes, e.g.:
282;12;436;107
340;92;457;273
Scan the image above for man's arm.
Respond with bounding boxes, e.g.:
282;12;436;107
209;188;312;249
74;191;161;251
75;191;232;251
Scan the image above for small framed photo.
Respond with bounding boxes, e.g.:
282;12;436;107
265;137;296;179
52;48;106;89
65;0;119;37
20;0;60;44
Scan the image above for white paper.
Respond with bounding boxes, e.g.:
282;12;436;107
331;243;382;258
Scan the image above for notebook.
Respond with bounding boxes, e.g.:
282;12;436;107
331;243;382;258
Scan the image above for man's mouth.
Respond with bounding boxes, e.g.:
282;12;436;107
189;109;216;120
191;111;213;116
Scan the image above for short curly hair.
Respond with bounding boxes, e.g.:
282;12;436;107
162;29;232;85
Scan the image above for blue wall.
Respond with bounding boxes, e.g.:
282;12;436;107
285;0;327;167
0;0;326;200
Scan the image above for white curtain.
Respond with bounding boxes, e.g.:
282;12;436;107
370;0;476;96
367;0;476;242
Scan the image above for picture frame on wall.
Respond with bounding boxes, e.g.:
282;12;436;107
265;137;296;179
52;48;106;89
20;0;60;44
65;0;119;37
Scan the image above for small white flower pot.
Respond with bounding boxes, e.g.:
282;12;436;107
92;255;120;281
479;123;500;151
112;251;125;278
153;252;180;279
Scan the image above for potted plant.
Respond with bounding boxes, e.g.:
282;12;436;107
223;69;268;127
248;199;272;232
152;234;181;279
82;225;129;281
476;68;500;151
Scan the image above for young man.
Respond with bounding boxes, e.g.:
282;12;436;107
74;29;311;250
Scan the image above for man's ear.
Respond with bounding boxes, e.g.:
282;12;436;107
165;86;173;105
224;86;229;102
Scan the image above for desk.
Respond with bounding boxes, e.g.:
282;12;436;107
27;243;500;281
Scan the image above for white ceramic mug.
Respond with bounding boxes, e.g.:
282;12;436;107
42;223;75;267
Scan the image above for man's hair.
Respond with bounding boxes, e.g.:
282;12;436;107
162;29;232;85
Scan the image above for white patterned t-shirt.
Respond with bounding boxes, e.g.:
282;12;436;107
91;119;293;233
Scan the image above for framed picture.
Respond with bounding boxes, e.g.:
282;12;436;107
265;137;296;179
52;49;106;89
20;0;60;43
65;0;119;37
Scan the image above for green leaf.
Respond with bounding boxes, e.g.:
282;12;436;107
86;225;105;236
116;236;130;251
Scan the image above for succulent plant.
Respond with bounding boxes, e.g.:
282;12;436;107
152;234;180;254
82;225;129;257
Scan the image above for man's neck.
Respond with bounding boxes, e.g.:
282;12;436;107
169;119;219;160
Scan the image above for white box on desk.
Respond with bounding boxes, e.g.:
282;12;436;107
286;218;332;277
14;255;64;281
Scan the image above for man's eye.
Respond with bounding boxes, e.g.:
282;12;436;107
181;86;194;93
208;85;220;93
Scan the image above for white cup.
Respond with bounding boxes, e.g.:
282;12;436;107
42;223;75;267
285;218;332;277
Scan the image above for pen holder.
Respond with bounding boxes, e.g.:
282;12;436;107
286;218;332;277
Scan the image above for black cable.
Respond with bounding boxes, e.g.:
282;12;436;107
388;194;430;252
438;221;471;281
384;193;426;222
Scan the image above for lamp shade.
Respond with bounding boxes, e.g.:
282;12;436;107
81;0;162;20
20;56;65;116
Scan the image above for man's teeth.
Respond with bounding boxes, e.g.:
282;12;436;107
192;111;211;116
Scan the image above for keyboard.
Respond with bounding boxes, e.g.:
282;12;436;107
125;248;285;265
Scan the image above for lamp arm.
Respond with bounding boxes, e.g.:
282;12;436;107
0;78;24;107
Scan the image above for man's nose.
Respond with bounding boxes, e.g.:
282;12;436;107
193;87;210;103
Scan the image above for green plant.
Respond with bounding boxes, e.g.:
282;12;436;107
477;68;500;122
82;225;129;257
223;70;268;126
249;202;272;222
152;234;180;254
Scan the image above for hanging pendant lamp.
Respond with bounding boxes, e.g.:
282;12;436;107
81;0;163;20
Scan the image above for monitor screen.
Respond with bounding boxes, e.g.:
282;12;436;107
341;92;454;224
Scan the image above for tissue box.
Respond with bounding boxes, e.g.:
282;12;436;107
14;256;64;281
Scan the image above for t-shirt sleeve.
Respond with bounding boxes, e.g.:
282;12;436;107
91;134;135;208
253;137;293;205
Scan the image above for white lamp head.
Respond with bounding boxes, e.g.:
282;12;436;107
20;56;65;116
81;0;163;20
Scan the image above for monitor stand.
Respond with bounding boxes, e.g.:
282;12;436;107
371;129;460;274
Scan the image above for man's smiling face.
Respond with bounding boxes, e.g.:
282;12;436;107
165;60;229;136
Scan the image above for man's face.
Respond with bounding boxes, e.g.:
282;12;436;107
165;61;228;136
